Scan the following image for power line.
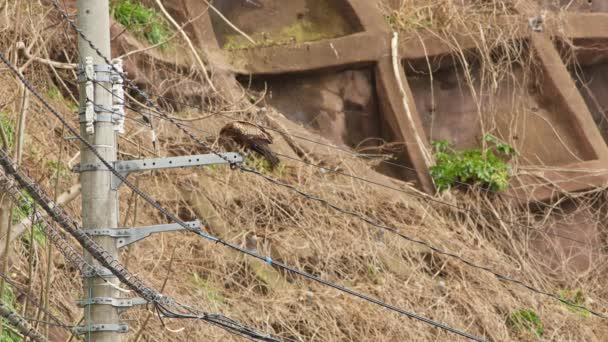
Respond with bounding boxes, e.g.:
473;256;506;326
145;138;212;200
0;47;485;342
0;301;47;342
113;80;608;319
121;84;608;205
90;66;600;248
194;231;486;341
0;52;281;342
47;0;608;322
112;106;595;249
52;0;608;319
0;272;73;331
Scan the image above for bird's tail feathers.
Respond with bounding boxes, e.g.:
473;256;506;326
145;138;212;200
252;143;280;169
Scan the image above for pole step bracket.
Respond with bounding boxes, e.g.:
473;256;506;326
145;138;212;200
74;323;129;335
72;152;243;190
86;220;202;248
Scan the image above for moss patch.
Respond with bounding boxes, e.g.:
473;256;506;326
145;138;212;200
222;0;355;50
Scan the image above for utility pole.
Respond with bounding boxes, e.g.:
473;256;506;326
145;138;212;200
76;0;122;341
72;1;242;339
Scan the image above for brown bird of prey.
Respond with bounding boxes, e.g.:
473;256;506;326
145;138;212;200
219;121;280;168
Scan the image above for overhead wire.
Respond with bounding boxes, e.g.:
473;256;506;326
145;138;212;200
104;73;604;248
0;272;74;332
0;44;485;342
0;300;47;342
101;92;599;250
123;85;608;200
47;0;608;329
0;52;282;342
48;0;608;321
0;45;491;341
100;70;608;319
106;102;596;249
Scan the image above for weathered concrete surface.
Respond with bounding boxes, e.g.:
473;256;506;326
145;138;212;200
251;69;379;148
574;63;608;144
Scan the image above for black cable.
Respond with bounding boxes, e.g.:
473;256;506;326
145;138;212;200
0;47;485;342
0;272;73;331
0;50;279;342
121;85;608;208
96;72;601;249
0;301;47;342
52;0;604;244
197;230;487;341
47;0;608;321
115;82;608;320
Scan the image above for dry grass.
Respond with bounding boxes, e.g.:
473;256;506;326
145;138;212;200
0;1;606;342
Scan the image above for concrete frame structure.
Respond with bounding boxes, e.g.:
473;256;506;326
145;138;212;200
187;1;608;202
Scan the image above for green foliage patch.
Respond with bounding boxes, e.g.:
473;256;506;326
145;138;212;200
245;155;284;176
0;112;15;149
507;309;544;337
112;0;171;46
1;284;22;341
12;191;46;246
430;134;515;192
559;289;590;317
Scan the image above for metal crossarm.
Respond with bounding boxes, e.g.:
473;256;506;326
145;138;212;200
85;221;202;248
73;152;243;189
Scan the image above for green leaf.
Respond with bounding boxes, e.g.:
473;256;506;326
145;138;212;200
430;137;514;192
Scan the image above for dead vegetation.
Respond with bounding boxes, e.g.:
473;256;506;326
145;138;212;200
0;1;606;341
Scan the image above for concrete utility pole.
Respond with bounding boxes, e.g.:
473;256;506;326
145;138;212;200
77;0;122;341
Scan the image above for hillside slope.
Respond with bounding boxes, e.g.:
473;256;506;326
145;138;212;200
0;1;606;341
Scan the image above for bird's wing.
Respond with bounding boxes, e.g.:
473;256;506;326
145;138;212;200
232;121;273;144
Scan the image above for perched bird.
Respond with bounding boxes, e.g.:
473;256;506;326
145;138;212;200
219;121;279;168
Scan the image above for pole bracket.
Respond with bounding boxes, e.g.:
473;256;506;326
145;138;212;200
73;323;129;335
85;220;202;248
81;265;115;279
72;152;243;190
76;297;150;313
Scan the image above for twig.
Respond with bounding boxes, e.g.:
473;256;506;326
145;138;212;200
117;31;180;60
0;183;81;252
116;4;209;60
14;71;29;164
16;41;76;70
153;0;218;94
201;0;256;45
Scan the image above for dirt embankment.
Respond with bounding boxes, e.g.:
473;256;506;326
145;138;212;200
0;1;606;341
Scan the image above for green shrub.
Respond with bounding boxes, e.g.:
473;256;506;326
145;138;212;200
112;0;170;45
559;289;590;317
507;309;544;337
429;134;515;192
